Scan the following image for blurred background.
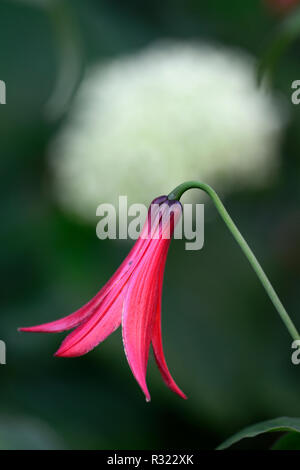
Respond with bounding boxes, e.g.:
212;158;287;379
1;0;300;450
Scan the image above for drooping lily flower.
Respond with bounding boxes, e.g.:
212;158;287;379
20;180;299;403
19;196;186;401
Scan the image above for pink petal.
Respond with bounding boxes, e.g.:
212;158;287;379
152;246;187;400
55;282;127;357
122;241;165;401
122;200;182;401
19;197;166;334
18;286;114;333
18;237;149;333
54;207;167;356
18;251;139;334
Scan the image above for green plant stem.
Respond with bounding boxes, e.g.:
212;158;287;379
168;181;300;342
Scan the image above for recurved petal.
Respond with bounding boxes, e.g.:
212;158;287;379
19;197;167;334
122;199;183;401
122;239;169;401
19;230;153;335
18;287;111;333
54;281;127;357
53;215;165;357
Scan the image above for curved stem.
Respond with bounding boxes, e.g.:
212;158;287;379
168;181;300;342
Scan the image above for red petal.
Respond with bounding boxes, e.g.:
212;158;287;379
152;246;187;400
54;212;166;356
122;200;183;401
19;197;166;334
122;241;165;401
54;283;127;357
19;236;149;333
18;287;114;333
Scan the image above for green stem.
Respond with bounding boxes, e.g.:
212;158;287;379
168;181;300;342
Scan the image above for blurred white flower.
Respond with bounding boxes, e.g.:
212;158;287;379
51;41;285;221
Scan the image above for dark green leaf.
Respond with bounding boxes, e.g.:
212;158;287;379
217;417;300;450
272;432;300;450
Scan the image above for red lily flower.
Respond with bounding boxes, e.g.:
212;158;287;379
19;196;186;401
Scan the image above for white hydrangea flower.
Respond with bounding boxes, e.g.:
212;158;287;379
50;41;285;221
